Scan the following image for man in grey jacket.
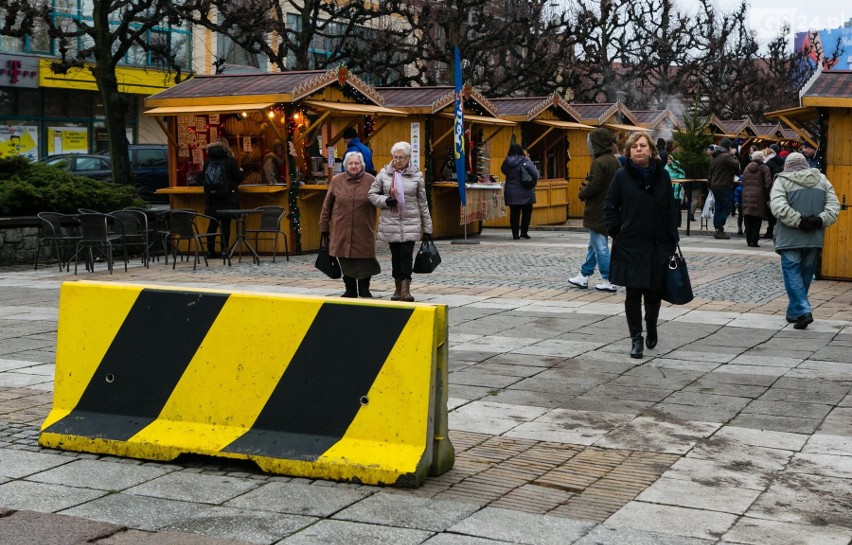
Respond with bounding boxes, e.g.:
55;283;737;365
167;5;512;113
769;152;840;329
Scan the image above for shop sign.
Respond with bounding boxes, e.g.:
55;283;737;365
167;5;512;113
0;125;39;159
0;54;39;88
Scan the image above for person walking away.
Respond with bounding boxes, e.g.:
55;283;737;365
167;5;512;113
319;152;380;298
762;144;785;239
769;152;839;329
740;151;773;248
501;143;540;239
342;127;375;175
604;132;678;359
708;138;741;239
569;128;620;291
368;141;433;302
262;139;286;185
195;139;243;258
657;138;669;166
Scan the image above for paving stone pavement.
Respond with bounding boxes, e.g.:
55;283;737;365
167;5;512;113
1;225;851;545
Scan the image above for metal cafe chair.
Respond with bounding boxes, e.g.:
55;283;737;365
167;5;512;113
166;210;228;270
110;209;150;268
73;212;128;274
34;212;81;272
243;205;290;262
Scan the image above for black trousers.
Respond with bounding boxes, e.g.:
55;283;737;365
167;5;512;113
389;241;415;280
509;204;533;237
205;202;235;254
744;215;762;246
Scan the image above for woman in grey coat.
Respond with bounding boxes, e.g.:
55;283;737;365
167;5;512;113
368;141;433;302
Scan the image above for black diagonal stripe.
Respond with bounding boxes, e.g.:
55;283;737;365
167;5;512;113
44;289;229;441
224;303;415;461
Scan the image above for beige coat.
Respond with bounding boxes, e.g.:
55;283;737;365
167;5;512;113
319;170;377;258
368;162;433;243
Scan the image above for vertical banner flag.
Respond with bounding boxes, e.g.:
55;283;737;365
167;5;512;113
453;46;466;206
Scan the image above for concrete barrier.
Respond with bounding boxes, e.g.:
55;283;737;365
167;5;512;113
40;281;453;487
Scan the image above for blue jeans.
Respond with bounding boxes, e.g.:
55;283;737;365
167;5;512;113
713;189;733;231
780;248;819;320
580;230;610;279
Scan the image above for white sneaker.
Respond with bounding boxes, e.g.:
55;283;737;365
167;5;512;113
595;280;618;292
568;274;589;289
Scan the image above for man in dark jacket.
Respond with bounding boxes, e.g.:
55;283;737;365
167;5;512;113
762;144;785;239
196;139;244;258
569;128;620;291
708;138;741;239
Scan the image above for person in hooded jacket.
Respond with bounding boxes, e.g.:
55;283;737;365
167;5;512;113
319;151;380;298
604;132;679;359
740;150;773;247
708;138;741;238
368;141;433;302
568;128;620;292
501;143;539;239
194;138;244;258
769;152;839;330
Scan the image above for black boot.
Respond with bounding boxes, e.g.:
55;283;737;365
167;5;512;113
645;300;660;349
341;276;358;298
357;277;373;298
625;300;644;359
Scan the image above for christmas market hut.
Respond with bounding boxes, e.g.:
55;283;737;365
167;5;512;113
769;71;852;280
631;109;684;140
375;85;516;238
485;94;593;227
143;66;404;254
567;102;647;218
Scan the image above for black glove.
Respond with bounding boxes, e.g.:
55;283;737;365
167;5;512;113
810;216;823;229
385;197;397;208
798;217;817;232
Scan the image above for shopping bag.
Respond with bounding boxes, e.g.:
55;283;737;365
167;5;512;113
413;239;441;274
701;190;715;219
662;244;694;305
314;234;341;279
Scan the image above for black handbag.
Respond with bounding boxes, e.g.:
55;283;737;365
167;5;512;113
314;233;341;279
520;161;536;190
662;244;694;305
413;238;441;274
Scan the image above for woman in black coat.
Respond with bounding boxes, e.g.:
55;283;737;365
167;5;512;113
501;143;539;239
603;133;679;359
195;139;244;258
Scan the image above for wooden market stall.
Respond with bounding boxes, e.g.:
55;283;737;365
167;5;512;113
769;71;852;280
567;102;647;218
143;66;404;254
375;86;516;238
485;95;593;227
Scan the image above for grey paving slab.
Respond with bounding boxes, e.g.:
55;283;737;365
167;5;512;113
786;360;852;381
722;516;852;545
422;534;513;545
741;399;833;419
162;505;316;544
447;507;594;545
635;476;762;514
711;426;809;451
605;502;738;541
573;526;714;545
511;339;604;358
277;519;432;545
0;448;72;479
508;376;607;397
649;402;738;424
804;433;852;456
0;480;106;512
0;510;121;545
449;370;523;389
786;452;852;479
728;413;824;434
664;457;773;490
126;471;262;504
449;400;549;435
224;481;371;517
26;459;175;490
59;492;208;531
505;408;634;445
746;473;851;527
595;415;720;454
331;492;480;531
96;529;255;544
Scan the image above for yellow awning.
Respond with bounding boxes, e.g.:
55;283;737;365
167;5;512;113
304;100;406;116
144;103;275;116
535;119;594;130
437;112;516;126
604;123;651;132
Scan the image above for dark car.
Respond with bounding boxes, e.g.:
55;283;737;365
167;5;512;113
97;144;169;203
38;154;113;181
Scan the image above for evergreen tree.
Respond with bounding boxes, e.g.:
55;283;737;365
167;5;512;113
671;106;713;180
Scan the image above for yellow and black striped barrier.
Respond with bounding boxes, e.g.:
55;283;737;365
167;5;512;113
40;281;454;487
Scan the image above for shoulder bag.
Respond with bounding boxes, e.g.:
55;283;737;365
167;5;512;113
662;243;694;305
519;160;536;190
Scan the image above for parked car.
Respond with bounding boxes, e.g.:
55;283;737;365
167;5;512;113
123;144;169;203
38;154;112;182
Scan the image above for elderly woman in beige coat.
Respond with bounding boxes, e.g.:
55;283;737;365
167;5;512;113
319;152;380;298
368;141;433;302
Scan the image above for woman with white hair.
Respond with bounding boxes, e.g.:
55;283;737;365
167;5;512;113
368;141;433;302
740;150;773;247
319;151;380;298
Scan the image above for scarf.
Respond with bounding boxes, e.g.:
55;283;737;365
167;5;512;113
630;160;656;192
391;167;405;214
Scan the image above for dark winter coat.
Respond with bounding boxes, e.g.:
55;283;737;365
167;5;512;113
195;142;243;207
319;169;377;259
580;129;621;234
708;148;741;192
741;160;773;219
501;155;538;206
765;155;784;180
603;159;678;291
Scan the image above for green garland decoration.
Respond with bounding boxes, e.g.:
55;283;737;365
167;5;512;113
287;155;302;253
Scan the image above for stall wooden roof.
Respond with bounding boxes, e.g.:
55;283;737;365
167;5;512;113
630;109;684;131
378;86;499;117
571;102;641;129
765;106;822;147
489;95;584;123
144;66;386;109
801;70;852;107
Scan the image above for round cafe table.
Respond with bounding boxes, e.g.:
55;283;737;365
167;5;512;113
217;209;262;265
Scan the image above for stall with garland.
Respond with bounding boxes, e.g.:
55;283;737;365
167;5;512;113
375;85;516;238
487;95;592;227
143;66;403;254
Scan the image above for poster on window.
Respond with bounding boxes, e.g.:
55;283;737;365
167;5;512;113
0;126;39;160
48;127;89;155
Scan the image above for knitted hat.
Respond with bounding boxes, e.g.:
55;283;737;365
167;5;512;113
784;152;808;171
719;138;733;149
779;150;790;159
750;151;765;162
342;127;358;139
770;144;781;154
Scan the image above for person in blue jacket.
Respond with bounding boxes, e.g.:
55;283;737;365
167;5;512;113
342;127;375;175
